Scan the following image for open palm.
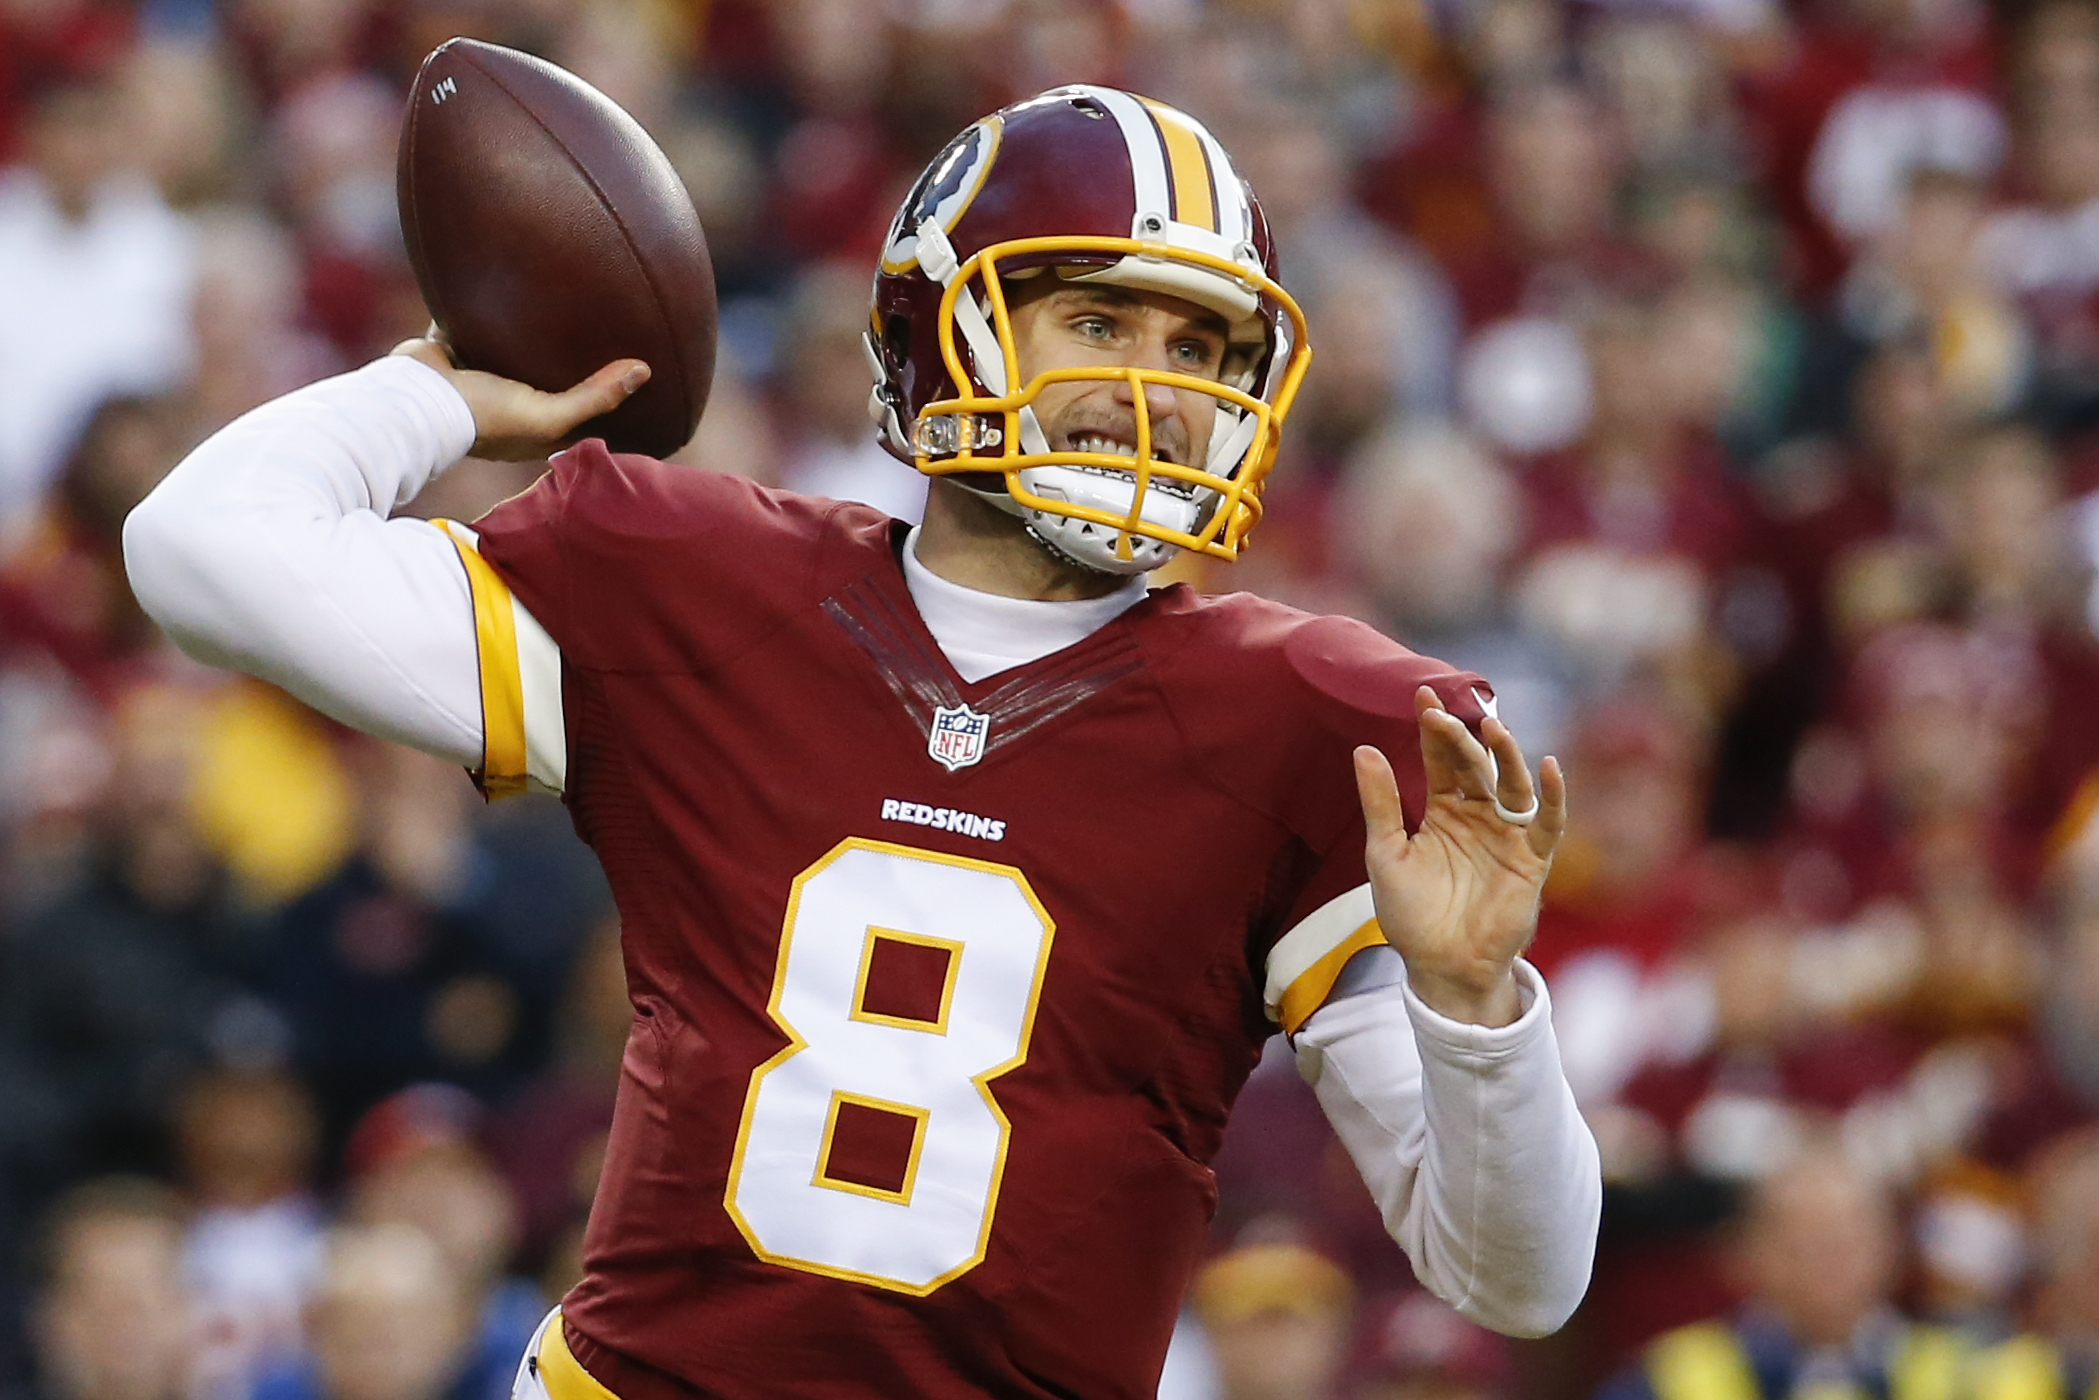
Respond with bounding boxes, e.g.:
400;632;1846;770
1354;687;1568;1027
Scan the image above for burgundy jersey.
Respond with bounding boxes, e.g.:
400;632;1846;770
459;442;1491;1400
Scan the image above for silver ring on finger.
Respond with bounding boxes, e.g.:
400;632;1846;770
1493;795;1540;825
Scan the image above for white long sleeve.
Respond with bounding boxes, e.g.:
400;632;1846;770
1295;959;1601;1337
122;356;485;765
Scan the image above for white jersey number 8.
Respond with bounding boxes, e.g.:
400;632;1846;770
724;838;1056;1294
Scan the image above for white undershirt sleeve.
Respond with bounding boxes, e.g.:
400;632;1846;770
122;356;487;768
1294;958;1601;1337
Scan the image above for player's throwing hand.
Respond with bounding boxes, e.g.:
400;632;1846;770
1354;686;1568;1028
391;335;650;462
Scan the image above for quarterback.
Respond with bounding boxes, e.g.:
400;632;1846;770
125;88;1600;1399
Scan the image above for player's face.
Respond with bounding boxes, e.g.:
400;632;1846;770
1003;281;1230;471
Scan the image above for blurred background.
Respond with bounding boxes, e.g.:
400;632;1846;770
10;0;2099;1397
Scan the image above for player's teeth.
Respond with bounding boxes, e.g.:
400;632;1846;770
1067;434;1185;471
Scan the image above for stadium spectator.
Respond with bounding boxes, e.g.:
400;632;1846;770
250;1224;474;1400
1193;1242;1357;1400
0;70;194;542
345;1119;536;1400
486;917;624;1264
1335;422;1568;755
1528;702;1715;1106
0;683;246;1217
1839;169;2027;421
185;210;342;440
0;394;187;699
176;1070;324;1400
1739;0;2003;298
1965;1137;2099;1400
1595;1145;1964;1400
1976;0;2099;430
773;259;927;521
25;1177;193;1400
1346;1292;1513;1400
255;744;552;1145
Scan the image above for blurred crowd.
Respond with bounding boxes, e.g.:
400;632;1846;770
12;0;2099;1396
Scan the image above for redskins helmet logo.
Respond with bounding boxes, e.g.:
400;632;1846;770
879;117;1002;275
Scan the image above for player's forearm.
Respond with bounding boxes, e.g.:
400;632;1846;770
1297;961;1600;1337
123;357;487;765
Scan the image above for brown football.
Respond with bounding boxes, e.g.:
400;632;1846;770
397;38;716;459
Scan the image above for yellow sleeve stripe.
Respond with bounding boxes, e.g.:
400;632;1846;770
1277;921;1387;1033
1265;882;1387;1033
1140;98;1216;233
536;1312;623;1400
434;518;527;799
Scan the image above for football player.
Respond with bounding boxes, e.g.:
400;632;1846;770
125;87;1601;1399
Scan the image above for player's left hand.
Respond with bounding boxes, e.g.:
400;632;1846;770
1354;686;1567;1028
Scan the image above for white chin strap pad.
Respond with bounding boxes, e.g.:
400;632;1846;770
1011;463;1212;576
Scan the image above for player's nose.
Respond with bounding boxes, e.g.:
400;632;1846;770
1110;365;1182;426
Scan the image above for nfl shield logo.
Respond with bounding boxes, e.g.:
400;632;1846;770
928;703;990;772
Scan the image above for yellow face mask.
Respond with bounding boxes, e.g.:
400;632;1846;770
910;235;1313;568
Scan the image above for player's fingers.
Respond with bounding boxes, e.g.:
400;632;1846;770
1416;689;1493;802
546;359;651;431
1354;745;1408;847
1414;687;1460;796
1482;716;1536;816
1527;755;1568;861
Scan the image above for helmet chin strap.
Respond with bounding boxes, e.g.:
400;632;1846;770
950;469;1158;579
1020;518;1106;574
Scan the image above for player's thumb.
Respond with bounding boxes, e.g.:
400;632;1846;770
1353;745;1407;844
552;359;651;430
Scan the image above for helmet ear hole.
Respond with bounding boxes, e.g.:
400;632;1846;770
882;314;911;370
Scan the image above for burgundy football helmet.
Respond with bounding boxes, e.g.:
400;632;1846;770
866;86;1312;574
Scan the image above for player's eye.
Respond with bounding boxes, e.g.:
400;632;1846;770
1072;315;1117;342
1171;337;1224;376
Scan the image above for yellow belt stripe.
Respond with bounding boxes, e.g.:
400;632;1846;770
538;1314;623;1400
1278;919;1387;1033
1141;99;1215;233
433;519;528;798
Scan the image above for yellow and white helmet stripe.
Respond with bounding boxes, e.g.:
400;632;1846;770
1077;88;1253;249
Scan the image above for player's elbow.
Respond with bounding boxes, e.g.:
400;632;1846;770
1482;1306;1574;1342
123;489;257;663
1432;1229;1594;1337
1417;1142;1601;1339
1407;1217;1596;1339
125;490;198;625
1459;1268;1591;1339
1470;1170;1601;1337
